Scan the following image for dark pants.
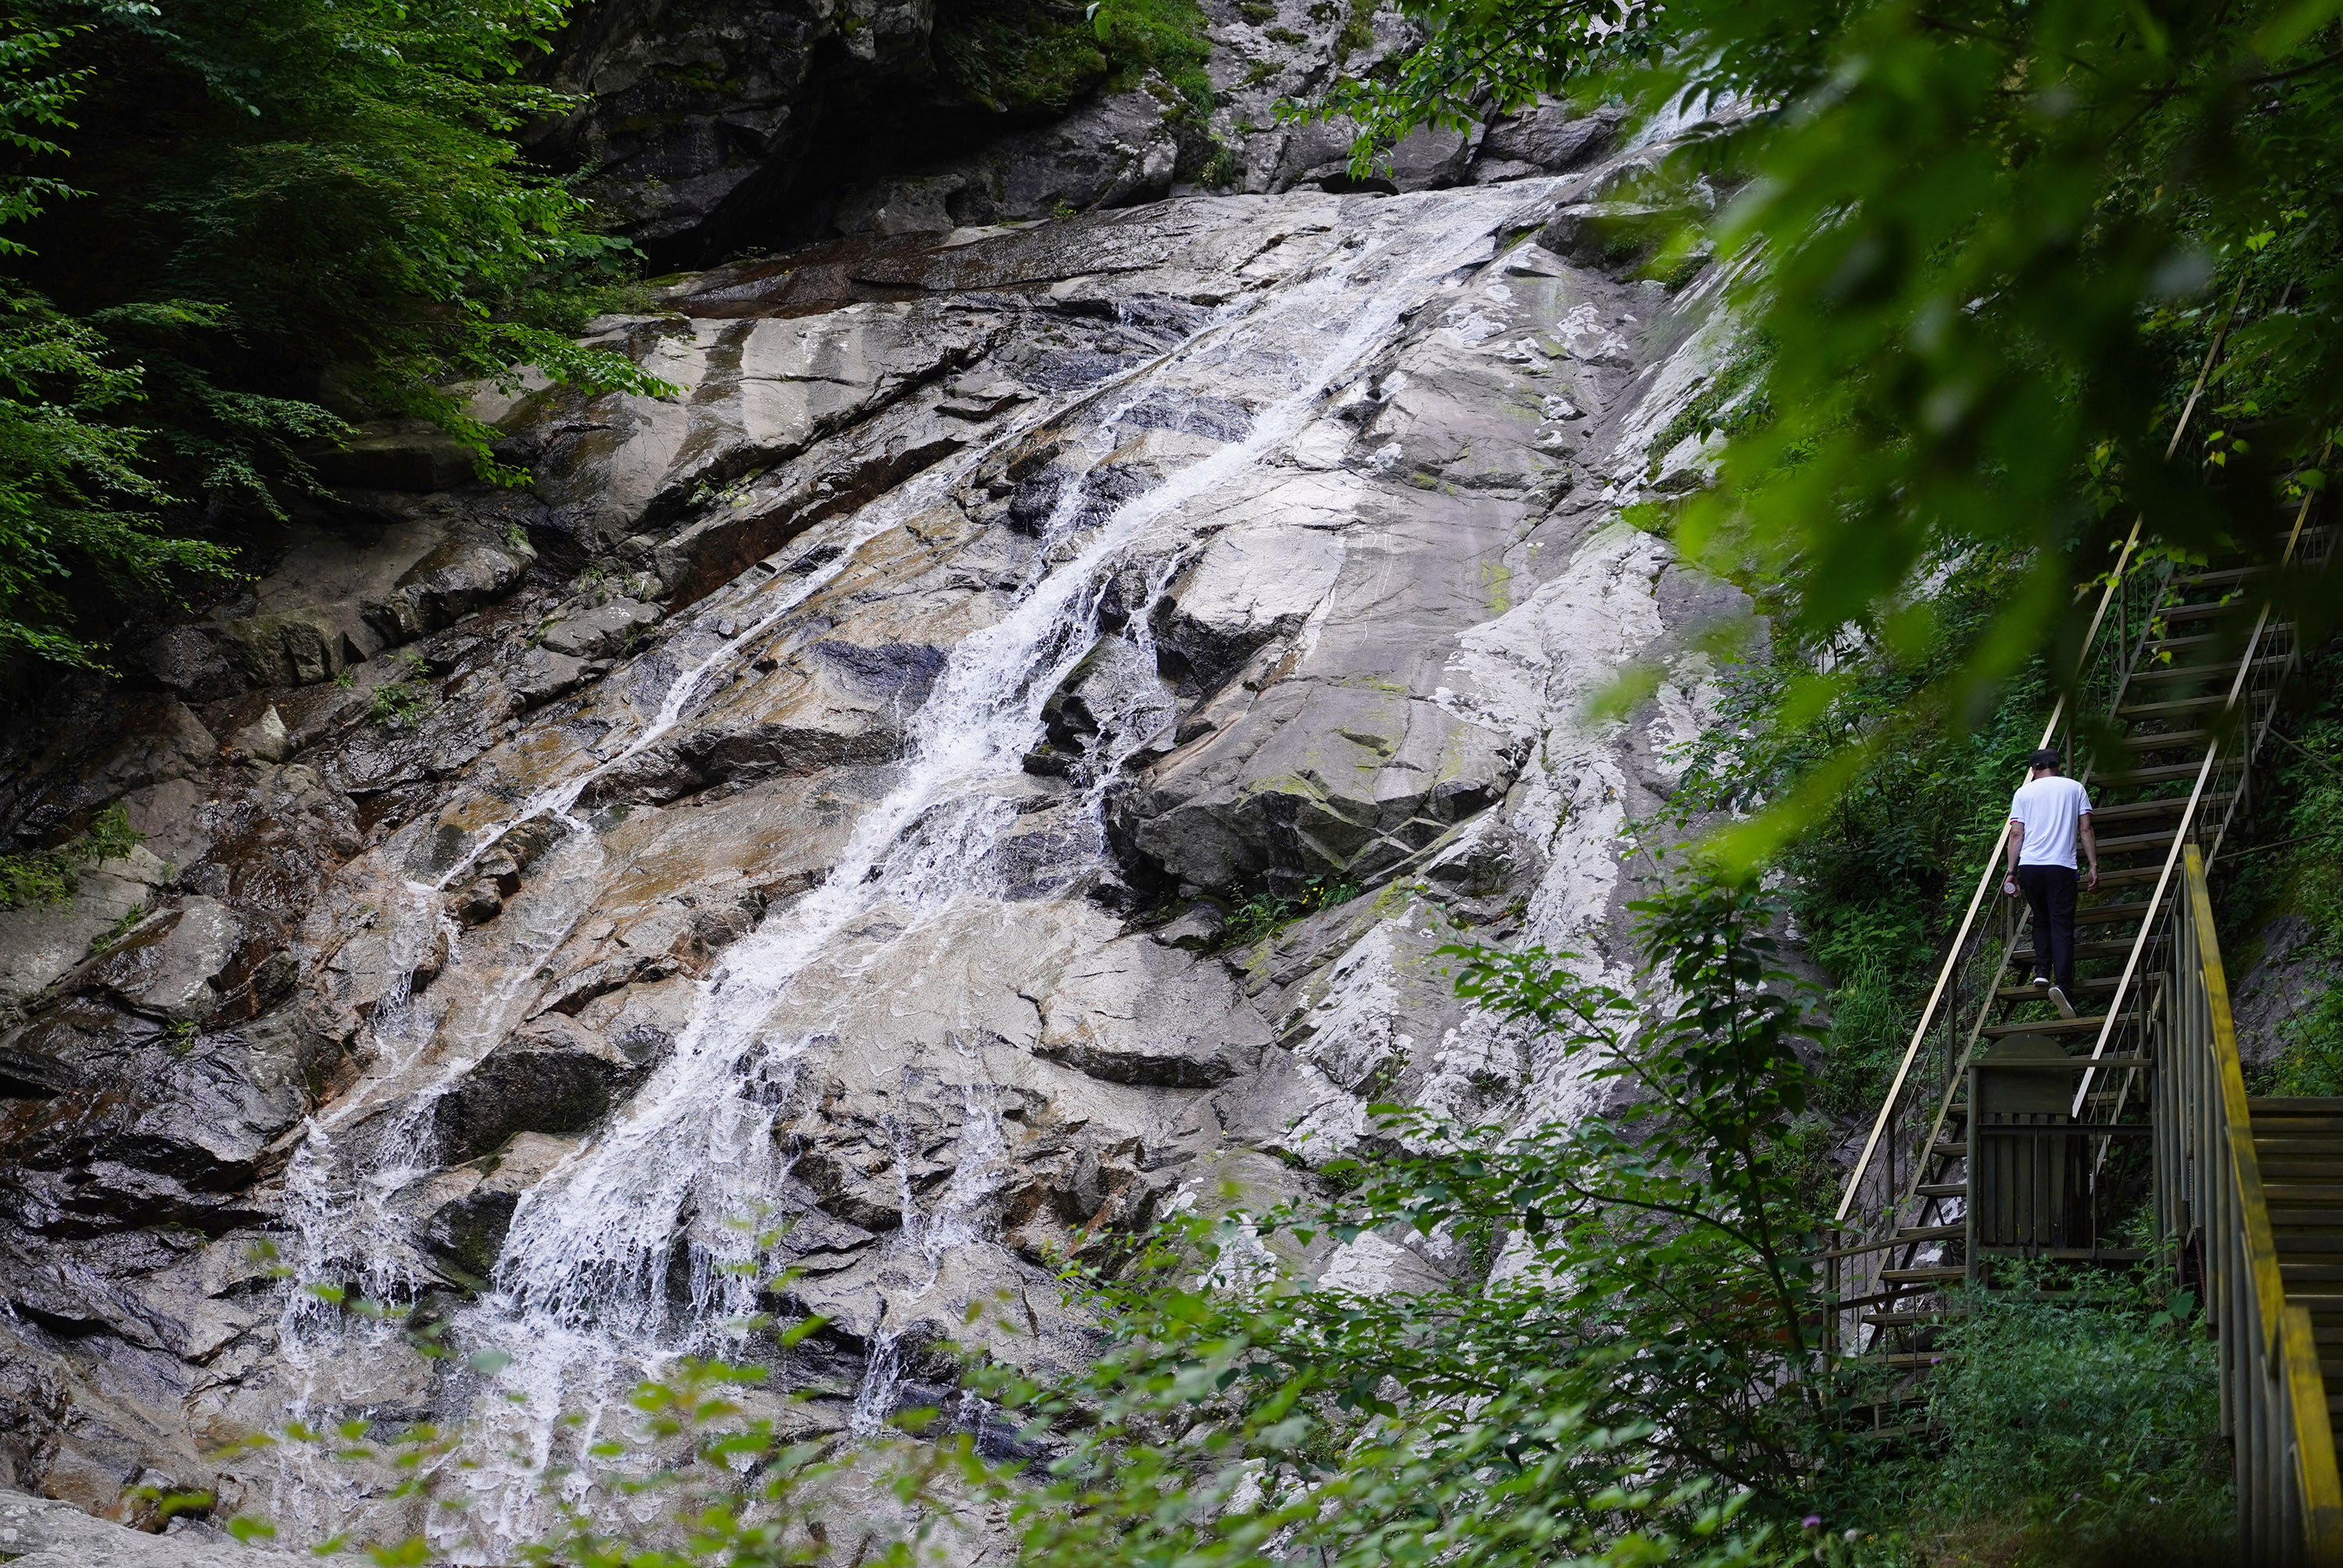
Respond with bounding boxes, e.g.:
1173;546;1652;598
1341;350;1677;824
2017;864;2078;993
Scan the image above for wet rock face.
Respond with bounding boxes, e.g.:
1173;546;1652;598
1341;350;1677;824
523;0;1619;265
0;135;1753;1552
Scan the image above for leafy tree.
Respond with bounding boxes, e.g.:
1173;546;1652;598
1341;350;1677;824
0;0;670;668
1827;1269;2228;1566
984;871;1832;1564
1292;0;2343;861
1663;548;2057;1116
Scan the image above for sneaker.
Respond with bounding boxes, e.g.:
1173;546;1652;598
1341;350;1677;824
2029;975;2052;989
2048;985;2076;1019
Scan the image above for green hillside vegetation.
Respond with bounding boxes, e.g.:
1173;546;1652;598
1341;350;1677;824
0;0;666;669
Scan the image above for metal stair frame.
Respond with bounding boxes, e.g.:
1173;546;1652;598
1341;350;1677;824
1822;494;2340;1559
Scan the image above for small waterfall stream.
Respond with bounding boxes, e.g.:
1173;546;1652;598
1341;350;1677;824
266;181;1574;1558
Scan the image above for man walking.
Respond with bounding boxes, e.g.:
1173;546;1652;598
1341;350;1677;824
2003;747;2099;1018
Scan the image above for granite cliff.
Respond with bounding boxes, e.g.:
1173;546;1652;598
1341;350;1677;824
0;76;1751;1562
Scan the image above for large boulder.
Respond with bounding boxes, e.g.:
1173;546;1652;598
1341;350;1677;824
72;899;239;1024
426;1016;662;1164
1035;933;1271;1087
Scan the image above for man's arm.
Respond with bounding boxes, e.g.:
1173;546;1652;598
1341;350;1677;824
2080;811;2098;892
2004;820;2024;893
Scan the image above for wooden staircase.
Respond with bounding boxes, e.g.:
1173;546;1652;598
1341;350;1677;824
1824;503;2343;1559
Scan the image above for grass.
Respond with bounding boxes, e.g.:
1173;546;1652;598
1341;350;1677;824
936;0;1109;112
1096;0;1215;111
88;903;150;957
1833;1264;2233;1566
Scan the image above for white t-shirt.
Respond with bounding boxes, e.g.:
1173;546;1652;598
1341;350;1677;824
2010;775;2093;869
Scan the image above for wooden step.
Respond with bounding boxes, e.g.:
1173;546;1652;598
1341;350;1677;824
2095;864;2181;888
2281;1263;2343;1284
1861;1310;1967;1327
2082;791;2232;821
2259;1183;2343;1203
2124;659;2280;688
2264;1232;2343;1253
2011;938;2150;967
1981;1014;2127;1039
1895;1224;1965;1244
2119;727;2212;751
2251;1099;2343;1116
1996;976;2124;1000
2266;1208;2343;1227
1881;1267;1967;1285
2174;565;2269;590
2146;632;2234;657
2156;599;2255;622
1914;1182;1967;1199
2116;695;2229;722
2253;1137;2343;1156
1929;1143;1968;1160
2103;759;2224;786
2094;829;2182;854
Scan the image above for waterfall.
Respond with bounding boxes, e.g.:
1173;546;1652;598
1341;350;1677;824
262;180;1576;1559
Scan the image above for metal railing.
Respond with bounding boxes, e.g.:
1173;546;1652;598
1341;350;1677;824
2156;846;2343;1565
1828;490;2333;1328
1827;295;2254;1266
1823;539;2176;1318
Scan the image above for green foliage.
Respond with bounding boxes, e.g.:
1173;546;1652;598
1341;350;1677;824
937;0;1111;112
0;800;139;908
0;12;83;243
1665;551;2055;1116
1285;0;2343;865
367;654;433;729
1333;0;1378;60
0;288;244;668
87;898;146;955
0;14;244;668
0;0;675;667
1092;0;1215;110
990;873;1829;1568
1218;873;1364;946
1834;1270;2230;1566
934;0;1214;116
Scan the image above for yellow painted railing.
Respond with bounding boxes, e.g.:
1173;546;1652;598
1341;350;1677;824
2155;846;2343;1564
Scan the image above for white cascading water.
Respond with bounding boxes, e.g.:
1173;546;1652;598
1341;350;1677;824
267;181;1569;1559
